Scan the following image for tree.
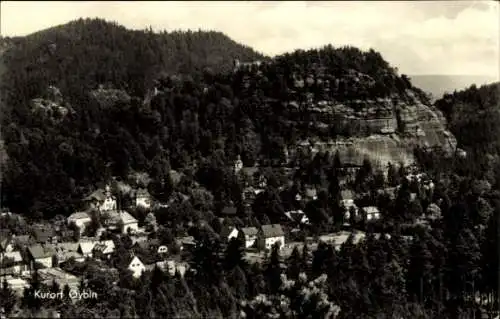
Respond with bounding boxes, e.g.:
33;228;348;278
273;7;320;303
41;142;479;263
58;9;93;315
224;238;246;271
287;246;302;280
265;244;283;294
480;200;499;308
406;234;434;303
387;162;400;187
22;270;42;310
0;279;17;315
84;209;101;237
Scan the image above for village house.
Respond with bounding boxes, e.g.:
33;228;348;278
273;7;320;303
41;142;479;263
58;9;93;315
240;167;258;187
221;205;237;217
0;233;14;254
67;211;92;234
127;255;146;278
32;226;57;244
12;235;33;248
164;259;188;277
52;242;82;264
257;224;285;251
120;211;139;234
92;240;115;259
157;245;168;254
304;187;318;201
27;244;55;270
77;241;96;258
135;188;152;209
131;235;148;245
147;257;187;277
233;155;244;174
105;210;139;234
284;210;310;225
344;205;359;223
318;231;369;250
220;225;239;242
168;169;183;186
132;238;155;251
176;236;196;251
242;186;264;204
4;277;30;296
38;267;80;292
257;174;267;188
132;237;167;255
84;185;117;212
340;189;355;209
363;206;381;221
239;227;258;248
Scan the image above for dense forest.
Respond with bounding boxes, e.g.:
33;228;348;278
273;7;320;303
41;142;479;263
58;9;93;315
436;82;500;164
0;19;499;318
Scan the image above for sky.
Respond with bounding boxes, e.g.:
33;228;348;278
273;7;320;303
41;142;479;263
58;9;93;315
1;1;499;77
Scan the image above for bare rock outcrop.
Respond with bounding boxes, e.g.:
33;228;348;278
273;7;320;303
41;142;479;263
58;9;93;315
291;94;456;168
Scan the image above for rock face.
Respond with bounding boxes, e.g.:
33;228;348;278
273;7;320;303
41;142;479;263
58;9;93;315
29;86;73;120
291;94;456;169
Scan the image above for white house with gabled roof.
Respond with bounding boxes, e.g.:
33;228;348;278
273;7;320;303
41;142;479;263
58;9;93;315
128;255;146;278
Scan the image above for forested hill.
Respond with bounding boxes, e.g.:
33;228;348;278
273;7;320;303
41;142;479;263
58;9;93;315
1;19;451;218
0;18;266;106
434;82;500;170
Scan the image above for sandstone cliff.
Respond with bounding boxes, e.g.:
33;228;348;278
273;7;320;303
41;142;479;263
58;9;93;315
289;91;456;169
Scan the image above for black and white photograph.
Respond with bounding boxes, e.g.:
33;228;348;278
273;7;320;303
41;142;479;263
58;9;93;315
0;1;499;318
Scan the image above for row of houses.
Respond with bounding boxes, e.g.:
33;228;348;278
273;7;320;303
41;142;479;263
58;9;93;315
1;232;187;292
221;224;286;251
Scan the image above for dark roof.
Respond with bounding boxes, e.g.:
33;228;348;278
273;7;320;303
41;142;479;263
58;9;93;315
177;236;195;246
84;189;106;202
133;241;151;250
241;227;258;237
220;225;237;238
241;167;259;177
13;235;32;246
261;224;285;238
28;244;55;259
221;206;237;215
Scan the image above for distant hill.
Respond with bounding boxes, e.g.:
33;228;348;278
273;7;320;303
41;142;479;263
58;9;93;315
410;75;499;101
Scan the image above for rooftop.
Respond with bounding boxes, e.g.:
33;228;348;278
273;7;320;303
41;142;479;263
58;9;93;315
68;211;91;220
28;244;55;259
261;224;285;238
78;241;96;254
241;227;259;237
